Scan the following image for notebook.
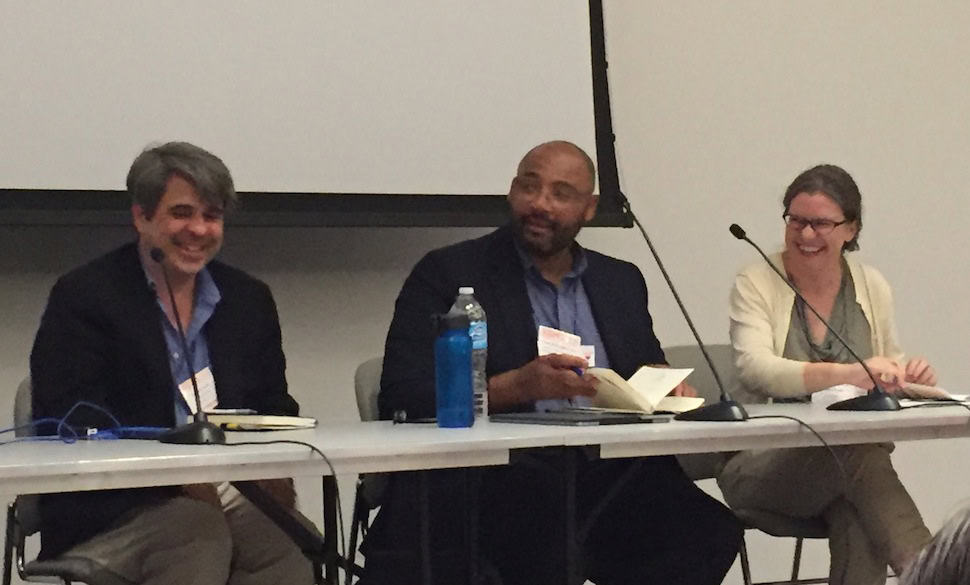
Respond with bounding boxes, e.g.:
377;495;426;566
490;410;672;426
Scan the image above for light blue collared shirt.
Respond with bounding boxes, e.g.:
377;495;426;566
144;263;222;423
515;241;610;412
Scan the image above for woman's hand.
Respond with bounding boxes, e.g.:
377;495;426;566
904;357;937;386
857;357;906;390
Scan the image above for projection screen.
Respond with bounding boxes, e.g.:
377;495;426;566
0;1;626;226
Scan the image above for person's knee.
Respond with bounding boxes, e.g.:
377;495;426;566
833;443;894;477
176;497;233;564
711;504;744;557
255;546;315;585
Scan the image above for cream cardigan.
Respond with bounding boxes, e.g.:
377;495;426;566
729;252;904;399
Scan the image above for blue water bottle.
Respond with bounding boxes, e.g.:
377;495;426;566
434;308;474;428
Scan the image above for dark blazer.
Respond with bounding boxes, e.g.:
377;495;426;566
380;224;667;419
29;242;298;558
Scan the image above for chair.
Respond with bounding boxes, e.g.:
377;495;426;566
662;345;828;585
345;356;389;583
3;376;109;585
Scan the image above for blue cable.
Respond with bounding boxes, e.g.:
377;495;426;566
1;401;169;445
57;401;122;439
0;417;62;437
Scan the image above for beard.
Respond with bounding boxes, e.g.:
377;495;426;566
511;212;583;259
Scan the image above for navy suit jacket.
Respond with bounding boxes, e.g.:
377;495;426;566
380;225;667;419
30;242;298;557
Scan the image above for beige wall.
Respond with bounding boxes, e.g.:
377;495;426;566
3;2;970;582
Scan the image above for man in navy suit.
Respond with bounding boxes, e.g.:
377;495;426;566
363;141;742;585
30;142;313;585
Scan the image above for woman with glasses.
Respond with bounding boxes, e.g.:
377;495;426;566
718;164;933;585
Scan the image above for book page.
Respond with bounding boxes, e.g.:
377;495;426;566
587;368;655;411
899;383;957;400
627;366;694;409
655;395;705;414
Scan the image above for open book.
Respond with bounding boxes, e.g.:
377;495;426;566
204;414;318;431
898;383;968;402
812;383;968;408
585;366;704;414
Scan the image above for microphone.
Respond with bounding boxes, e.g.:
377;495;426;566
729;224;900;411
150;247;227;444
617;194;747;421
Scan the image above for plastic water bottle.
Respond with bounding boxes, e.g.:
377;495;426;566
434;307;474;428
451;287;488;418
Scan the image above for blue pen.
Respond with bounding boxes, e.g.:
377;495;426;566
571;367;584;376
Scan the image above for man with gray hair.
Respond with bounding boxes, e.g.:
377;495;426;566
29;142;314;584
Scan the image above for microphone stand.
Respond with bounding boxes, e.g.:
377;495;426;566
618;194;747;422
729;224;900;411
151;248;227;444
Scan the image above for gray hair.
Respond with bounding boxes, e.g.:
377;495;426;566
126;141;237;218
899;507;970;585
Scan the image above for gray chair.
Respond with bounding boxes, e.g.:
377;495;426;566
345;356;389;584
662;344;828;585
3;377;114;585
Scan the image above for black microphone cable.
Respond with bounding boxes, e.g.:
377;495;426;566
219;439;348;576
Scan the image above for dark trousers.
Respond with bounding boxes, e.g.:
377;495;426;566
361;451;741;585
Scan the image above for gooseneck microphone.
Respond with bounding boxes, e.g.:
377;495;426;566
151;247;227;444
617;194;747;421
729;224;900;411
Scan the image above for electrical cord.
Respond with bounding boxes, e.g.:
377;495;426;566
0;417;62;438
1;401;159;443
745;414;849;491
220;439;347;577
57;401;122;438
738;413;852;584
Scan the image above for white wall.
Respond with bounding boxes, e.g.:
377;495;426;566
3;2;970;582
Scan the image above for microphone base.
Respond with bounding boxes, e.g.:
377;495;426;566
158;420;226;445
827;391;901;411
674;400;749;422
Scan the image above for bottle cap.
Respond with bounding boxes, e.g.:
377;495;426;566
458;286;474;295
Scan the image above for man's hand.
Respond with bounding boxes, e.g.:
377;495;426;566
254;478;297;509
667;381;698;397
647;363;698;397
488;354;596;410
904;357;937;386
181;483;221;507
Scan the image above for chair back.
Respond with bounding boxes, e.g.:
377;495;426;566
663;344;737;403
14;377;32;437
352;357;389;508
8;377;44;566
663;344;738;480
353;356;383;422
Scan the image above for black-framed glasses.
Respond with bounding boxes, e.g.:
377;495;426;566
782;213;848;235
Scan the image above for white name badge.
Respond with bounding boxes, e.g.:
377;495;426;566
179;366;218;414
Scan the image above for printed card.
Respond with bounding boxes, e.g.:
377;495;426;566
179;366;218;414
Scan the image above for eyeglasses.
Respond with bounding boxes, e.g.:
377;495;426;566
782;213;848;235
